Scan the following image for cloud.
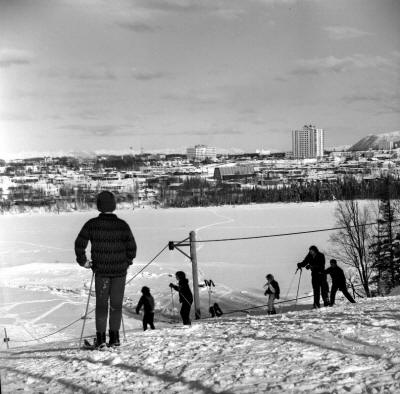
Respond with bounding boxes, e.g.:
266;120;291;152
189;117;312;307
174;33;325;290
213;7;246;20
57;124;136;136
291;54;394;75
131;69;168;80
342;93;382;104
67;67;117;80
0;111;33;122
44;66;117;80
136;0;215;13
324;26;372;40
254;0;306;6
162;91;221;106
134;0;246;20
343;92;400;114
116;19;157;32
0;48;33;68
165;128;243;136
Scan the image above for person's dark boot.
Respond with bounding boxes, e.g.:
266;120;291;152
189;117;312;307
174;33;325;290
209;306;216;317
109;330;120;347
214;303;223;317
95;332;106;350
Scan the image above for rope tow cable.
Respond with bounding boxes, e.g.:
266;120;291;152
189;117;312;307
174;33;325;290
190;219;400;243
9;243;169;345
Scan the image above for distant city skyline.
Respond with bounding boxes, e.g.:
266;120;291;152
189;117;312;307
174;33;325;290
1;0;399;160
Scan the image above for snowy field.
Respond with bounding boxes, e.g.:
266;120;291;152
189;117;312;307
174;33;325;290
0;202;373;347
1;296;400;393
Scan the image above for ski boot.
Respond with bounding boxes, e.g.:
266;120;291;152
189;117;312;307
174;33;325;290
108;330;120;347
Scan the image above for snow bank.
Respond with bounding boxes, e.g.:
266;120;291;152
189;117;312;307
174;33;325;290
1;296;400;393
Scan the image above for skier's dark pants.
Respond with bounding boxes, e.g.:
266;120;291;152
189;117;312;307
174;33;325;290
311;273;330;307
95;275;126;332
180;301;192;325
143;312;155;331
330;284;356;305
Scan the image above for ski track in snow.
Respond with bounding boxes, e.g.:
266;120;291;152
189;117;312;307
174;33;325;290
195;210;235;280
1;296;400;394
0;240;70;252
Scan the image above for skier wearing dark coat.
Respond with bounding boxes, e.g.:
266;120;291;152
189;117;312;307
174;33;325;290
75;191;137;348
136;286;156;331
169;271;193;325
325;259;356;305
297;245;330;308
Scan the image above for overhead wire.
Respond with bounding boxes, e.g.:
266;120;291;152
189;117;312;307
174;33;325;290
9;243;169;344
190;219;400;243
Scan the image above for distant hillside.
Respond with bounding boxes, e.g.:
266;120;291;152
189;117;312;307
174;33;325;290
350;131;400;151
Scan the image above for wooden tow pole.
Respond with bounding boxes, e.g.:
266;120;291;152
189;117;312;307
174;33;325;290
168;232;201;320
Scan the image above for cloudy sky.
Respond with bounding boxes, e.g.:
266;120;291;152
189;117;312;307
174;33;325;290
0;0;399;159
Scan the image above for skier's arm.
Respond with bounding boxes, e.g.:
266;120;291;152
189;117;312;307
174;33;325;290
125;224;137;264
297;253;311;269
169;283;179;291
136;297;143;314
325;267;332;275
75;223;90;266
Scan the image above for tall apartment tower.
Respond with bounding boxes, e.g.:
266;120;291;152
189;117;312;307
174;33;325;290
186;145;217;161
292;125;324;159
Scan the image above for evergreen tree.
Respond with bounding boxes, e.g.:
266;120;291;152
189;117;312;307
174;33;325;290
370;176;400;294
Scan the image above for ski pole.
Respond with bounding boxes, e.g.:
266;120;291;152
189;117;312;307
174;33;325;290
284;272;297;300
295;269;302;306
79;271;94;349
170;287;175;319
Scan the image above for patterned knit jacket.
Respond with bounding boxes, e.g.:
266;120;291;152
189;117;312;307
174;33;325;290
75;213;137;277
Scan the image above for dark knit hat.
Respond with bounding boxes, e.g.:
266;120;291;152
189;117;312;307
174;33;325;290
141;286;150;295
175;271;186;280
96;191;116;213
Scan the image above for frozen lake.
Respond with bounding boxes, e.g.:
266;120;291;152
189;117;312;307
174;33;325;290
0;202;342;290
0;201;358;344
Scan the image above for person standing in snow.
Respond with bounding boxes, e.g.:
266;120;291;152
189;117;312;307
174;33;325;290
264;274;280;315
75;191;137;348
169;271;193;325
136;286;156;331
297;245;330;308
325;259;356;305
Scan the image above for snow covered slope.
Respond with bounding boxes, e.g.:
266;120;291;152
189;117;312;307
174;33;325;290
1;296;400;393
349;130;400;151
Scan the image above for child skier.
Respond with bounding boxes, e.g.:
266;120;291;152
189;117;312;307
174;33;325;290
136;286;156;331
325;259;356;305
75;191;137;349
264;274;280;315
169;271;193;325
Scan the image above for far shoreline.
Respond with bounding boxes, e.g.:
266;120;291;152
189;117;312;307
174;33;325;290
0;199;378;218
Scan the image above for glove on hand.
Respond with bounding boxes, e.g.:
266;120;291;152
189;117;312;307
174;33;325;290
84;261;92;269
